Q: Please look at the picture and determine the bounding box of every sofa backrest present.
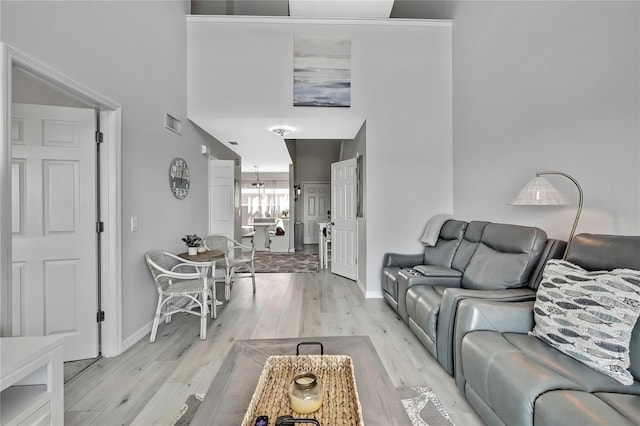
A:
[423,220,468,267]
[461,222,548,290]
[527,239,568,289]
[451,221,489,273]
[565,233,640,382]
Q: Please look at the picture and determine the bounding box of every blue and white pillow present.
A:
[531,259,640,385]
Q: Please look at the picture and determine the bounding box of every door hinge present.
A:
[97,311,105,322]
[96,221,104,233]
[95,131,104,144]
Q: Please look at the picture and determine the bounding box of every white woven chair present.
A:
[144,250,219,342]
[203,235,256,299]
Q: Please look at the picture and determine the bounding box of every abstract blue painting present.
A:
[294,35,351,107]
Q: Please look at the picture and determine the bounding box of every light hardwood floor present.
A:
[64,272,484,426]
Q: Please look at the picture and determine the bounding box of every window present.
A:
[241,179,289,227]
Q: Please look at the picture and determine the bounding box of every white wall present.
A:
[12,67,88,108]
[188,17,453,296]
[1,1,239,345]
[293,139,341,221]
[452,1,640,239]
[295,140,341,183]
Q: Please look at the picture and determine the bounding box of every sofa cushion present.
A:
[566,234,640,272]
[461,223,547,291]
[422,220,467,267]
[535,391,638,426]
[504,333,640,394]
[531,259,640,385]
[596,392,640,421]
[406,285,446,345]
[423,239,461,268]
[460,331,581,426]
[382,266,401,299]
[451,221,489,272]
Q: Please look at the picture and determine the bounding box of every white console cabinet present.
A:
[0,336,63,425]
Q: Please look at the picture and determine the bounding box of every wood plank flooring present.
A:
[64,272,484,425]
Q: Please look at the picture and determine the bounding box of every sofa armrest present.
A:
[454,299,535,391]
[436,288,536,375]
[396,267,462,322]
[382,252,424,268]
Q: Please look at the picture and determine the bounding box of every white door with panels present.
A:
[11,103,98,361]
[331,158,357,281]
[303,182,330,244]
[209,159,235,238]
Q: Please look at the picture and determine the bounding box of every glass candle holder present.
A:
[289,372,323,414]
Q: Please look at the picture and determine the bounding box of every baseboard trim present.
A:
[366,290,383,299]
[121,320,153,353]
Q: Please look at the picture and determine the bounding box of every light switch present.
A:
[130,216,138,232]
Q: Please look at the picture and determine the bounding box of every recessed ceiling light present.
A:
[270,127,293,137]
[229,141,239,145]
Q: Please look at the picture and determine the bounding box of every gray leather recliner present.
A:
[381,219,468,314]
[405,222,556,374]
[454,234,640,426]
[382,219,566,375]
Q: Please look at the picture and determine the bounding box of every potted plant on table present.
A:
[182,234,202,255]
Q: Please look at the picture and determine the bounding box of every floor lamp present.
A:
[509,171,583,259]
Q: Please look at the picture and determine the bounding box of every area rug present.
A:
[253,252,319,273]
[174,388,454,426]
[399,386,455,426]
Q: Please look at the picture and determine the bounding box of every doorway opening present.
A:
[241,168,292,253]
[1,45,122,358]
[288,125,366,285]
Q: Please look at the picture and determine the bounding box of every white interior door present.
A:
[331,158,357,280]
[303,182,330,244]
[209,159,234,238]
[11,103,98,361]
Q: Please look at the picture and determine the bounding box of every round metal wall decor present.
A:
[169,157,190,199]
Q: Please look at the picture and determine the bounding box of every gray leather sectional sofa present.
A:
[454,234,640,426]
[382,219,566,374]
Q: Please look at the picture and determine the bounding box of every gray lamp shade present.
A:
[509,176,569,206]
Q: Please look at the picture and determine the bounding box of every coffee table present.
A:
[191,336,411,425]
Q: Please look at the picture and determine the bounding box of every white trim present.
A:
[99,109,123,358]
[186,15,452,27]
[366,290,383,299]
[6,46,118,110]
[1,45,123,358]
[121,320,153,353]
[0,44,12,336]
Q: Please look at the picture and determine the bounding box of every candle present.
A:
[289,372,323,414]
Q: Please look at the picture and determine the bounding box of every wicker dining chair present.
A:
[144,250,218,342]
[203,235,256,299]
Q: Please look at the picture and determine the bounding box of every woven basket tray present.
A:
[241,354,364,426]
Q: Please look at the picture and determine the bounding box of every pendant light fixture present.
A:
[251,166,265,188]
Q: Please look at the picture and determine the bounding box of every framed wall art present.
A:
[293,35,351,107]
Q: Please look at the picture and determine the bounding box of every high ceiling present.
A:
[190,0,455,172]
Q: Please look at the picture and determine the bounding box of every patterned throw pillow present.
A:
[531,259,640,385]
